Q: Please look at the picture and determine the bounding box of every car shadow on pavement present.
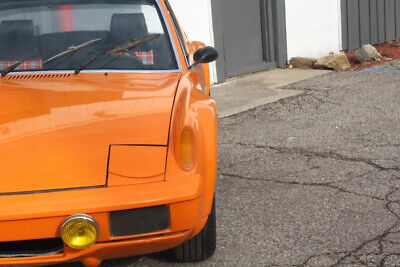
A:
[102,251,174,266]
[55,250,174,266]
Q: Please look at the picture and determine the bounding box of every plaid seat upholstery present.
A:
[0,50,154,71]
[134,51,154,65]
[115,51,154,65]
[0,60,42,70]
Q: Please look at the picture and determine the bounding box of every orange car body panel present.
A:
[0,0,218,266]
[0,73,180,194]
[108,146,167,186]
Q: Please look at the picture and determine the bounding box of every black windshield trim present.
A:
[164,0,189,68]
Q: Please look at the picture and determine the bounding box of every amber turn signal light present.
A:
[178,126,196,171]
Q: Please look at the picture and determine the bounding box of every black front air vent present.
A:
[110,205,170,237]
[0,238,64,258]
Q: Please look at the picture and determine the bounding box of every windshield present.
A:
[0,0,179,73]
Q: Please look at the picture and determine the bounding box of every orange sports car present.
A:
[0,0,218,266]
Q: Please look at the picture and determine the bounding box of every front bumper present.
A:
[0,174,210,266]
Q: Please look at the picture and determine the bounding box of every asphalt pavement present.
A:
[72,62,400,266]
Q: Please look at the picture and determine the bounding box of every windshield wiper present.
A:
[74,33,160,74]
[1,61,24,77]
[43,38,103,64]
[0,38,102,77]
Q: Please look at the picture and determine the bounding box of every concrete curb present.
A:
[211,69,332,119]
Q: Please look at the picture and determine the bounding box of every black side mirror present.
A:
[191,46,218,68]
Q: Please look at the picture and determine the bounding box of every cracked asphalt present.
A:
[69,62,400,266]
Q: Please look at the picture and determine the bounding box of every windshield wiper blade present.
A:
[74,33,160,75]
[1,61,24,77]
[0,38,103,77]
[43,38,103,65]
[106,33,160,56]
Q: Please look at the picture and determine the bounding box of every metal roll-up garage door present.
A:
[212,0,287,82]
[342,0,400,51]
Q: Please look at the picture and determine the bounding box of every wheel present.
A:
[171,199,216,263]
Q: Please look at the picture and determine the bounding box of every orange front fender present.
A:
[166,65,218,224]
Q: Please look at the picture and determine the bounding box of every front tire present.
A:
[171,199,216,263]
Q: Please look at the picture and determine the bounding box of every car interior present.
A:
[0,13,178,71]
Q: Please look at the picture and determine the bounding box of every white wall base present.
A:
[285,0,342,60]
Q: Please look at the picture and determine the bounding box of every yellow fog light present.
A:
[61,214,99,250]
[178,126,196,171]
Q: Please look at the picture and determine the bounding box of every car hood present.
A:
[0,72,181,194]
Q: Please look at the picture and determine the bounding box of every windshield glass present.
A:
[0,0,179,73]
